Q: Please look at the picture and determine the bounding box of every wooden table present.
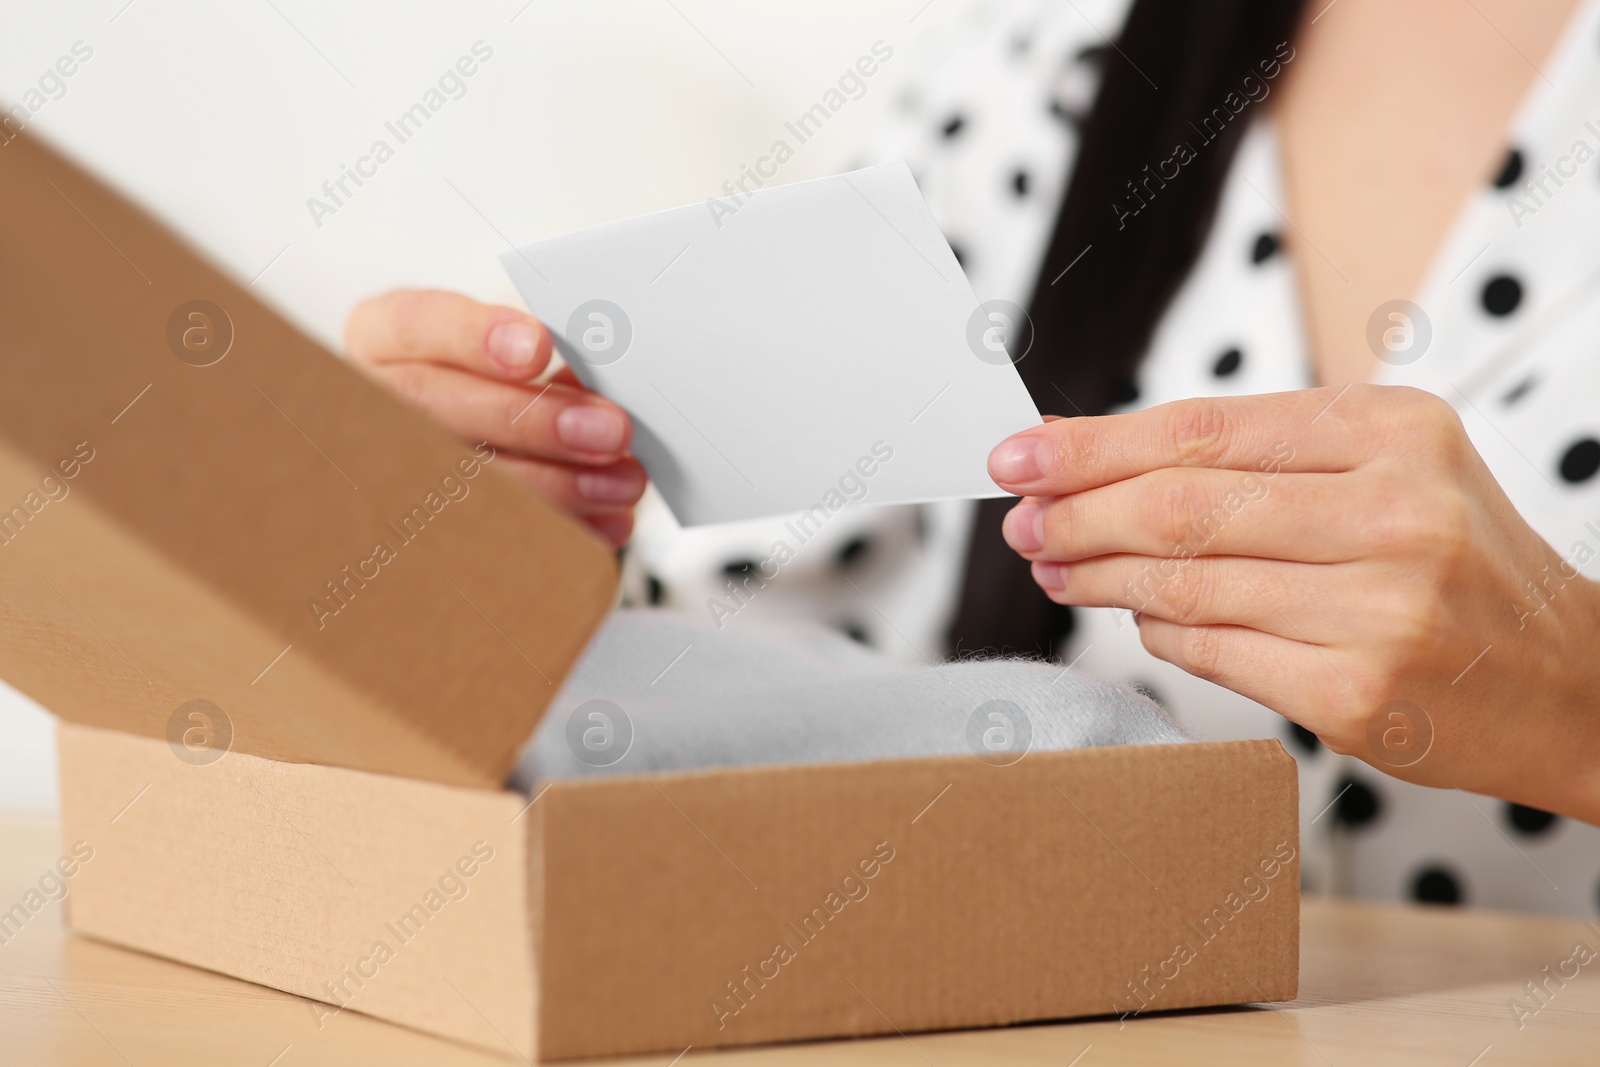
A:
[1,816,1596,1065]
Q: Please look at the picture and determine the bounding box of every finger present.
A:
[379,362,632,463]
[1001,470,1367,564]
[989,386,1413,497]
[494,453,647,515]
[1032,554,1350,644]
[346,288,553,381]
[585,511,635,548]
[1133,615,1355,740]
[549,364,586,389]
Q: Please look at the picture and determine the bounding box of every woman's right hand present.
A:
[345,288,644,547]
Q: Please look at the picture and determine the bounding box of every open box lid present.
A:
[0,132,619,788]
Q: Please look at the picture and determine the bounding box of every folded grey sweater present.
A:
[512,609,1192,789]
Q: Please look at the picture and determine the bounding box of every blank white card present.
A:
[501,162,1042,526]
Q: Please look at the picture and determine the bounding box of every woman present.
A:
[346,0,1600,913]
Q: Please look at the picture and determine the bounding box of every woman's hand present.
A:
[989,385,1600,821]
[345,288,644,547]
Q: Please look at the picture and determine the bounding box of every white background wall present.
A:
[0,0,993,815]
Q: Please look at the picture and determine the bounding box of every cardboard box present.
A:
[2,131,1300,1059]
[56,723,1298,1058]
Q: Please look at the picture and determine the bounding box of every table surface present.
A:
[2,817,1597,1065]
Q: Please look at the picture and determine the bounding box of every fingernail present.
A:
[557,405,628,453]
[487,320,539,372]
[989,434,1050,484]
[1032,560,1067,591]
[577,470,643,503]
[1003,502,1044,553]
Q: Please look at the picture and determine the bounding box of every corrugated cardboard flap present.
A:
[0,131,618,786]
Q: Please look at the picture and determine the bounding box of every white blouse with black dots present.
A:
[623,0,1600,917]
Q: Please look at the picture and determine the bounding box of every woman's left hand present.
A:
[988,385,1600,820]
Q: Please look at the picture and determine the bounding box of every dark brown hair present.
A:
[949,0,1309,660]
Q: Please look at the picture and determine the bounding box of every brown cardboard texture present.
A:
[6,129,1301,1059]
[59,722,1299,1060]
[0,130,618,787]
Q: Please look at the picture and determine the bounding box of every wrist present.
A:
[1542,576,1600,824]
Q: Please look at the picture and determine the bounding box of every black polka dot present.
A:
[1506,803,1560,836]
[835,535,872,569]
[1109,376,1140,407]
[1500,376,1536,405]
[1129,680,1166,709]
[1493,148,1525,190]
[841,621,872,645]
[1286,722,1321,756]
[1411,865,1463,905]
[1075,43,1108,65]
[940,114,966,139]
[722,559,759,579]
[1012,169,1031,197]
[1010,33,1031,56]
[1558,438,1600,484]
[949,243,967,269]
[645,574,666,606]
[1333,776,1382,828]
[1480,274,1524,317]
[1212,346,1243,378]
[1250,232,1281,265]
